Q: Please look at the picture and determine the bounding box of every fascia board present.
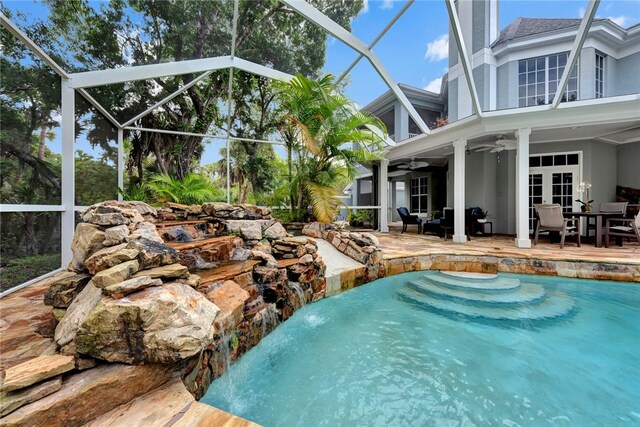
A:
[493,22,627,58]
[386,116,482,161]
[482,95,640,132]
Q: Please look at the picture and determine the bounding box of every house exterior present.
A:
[353,0,640,246]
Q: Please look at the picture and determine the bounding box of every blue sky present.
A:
[326,0,640,107]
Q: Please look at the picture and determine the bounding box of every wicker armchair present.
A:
[533,204,581,249]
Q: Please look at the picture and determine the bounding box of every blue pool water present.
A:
[202,271,640,426]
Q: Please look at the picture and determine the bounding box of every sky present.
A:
[4,0,640,167]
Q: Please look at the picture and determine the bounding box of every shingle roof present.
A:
[492,17,606,47]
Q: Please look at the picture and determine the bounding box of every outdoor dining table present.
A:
[566,211,625,248]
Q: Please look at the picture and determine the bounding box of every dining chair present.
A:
[587,202,628,240]
[534,204,581,249]
[605,214,640,247]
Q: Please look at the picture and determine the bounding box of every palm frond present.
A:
[305,181,342,224]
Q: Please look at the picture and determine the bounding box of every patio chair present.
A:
[397,207,422,234]
[587,202,628,240]
[605,214,640,247]
[533,204,581,249]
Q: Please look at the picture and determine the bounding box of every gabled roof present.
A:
[492,17,607,47]
[362,83,445,115]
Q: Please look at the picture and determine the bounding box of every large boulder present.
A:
[128,238,179,269]
[101,200,158,219]
[68,223,106,272]
[54,282,103,347]
[264,222,288,240]
[201,202,234,217]
[103,276,163,299]
[75,283,219,364]
[82,205,144,227]
[224,220,262,241]
[91,260,140,289]
[83,243,140,275]
[103,225,130,246]
[43,273,91,309]
[128,222,164,244]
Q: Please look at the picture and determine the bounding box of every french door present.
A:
[529,165,580,231]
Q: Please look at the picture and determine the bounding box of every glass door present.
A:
[529,173,543,231]
[529,166,580,231]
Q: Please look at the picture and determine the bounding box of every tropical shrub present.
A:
[277,73,386,223]
[145,173,224,205]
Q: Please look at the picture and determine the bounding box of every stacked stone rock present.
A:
[303,222,385,282]
[0,355,75,417]
[32,200,327,403]
[49,201,218,366]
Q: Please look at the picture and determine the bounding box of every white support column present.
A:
[515,128,532,248]
[379,158,389,233]
[452,139,467,243]
[61,80,75,267]
[117,128,124,201]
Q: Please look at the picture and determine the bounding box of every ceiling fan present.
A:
[475,135,517,153]
[397,157,429,170]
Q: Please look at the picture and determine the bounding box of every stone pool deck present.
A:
[373,224,640,282]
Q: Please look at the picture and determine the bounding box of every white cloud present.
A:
[359,0,369,15]
[380,0,394,10]
[424,77,442,94]
[578,6,628,28]
[607,15,628,27]
[425,34,449,62]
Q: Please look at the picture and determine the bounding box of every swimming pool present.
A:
[202,271,640,426]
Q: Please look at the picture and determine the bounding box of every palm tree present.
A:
[277,73,386,223]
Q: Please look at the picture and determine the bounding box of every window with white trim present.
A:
[518,52,578,107]
[410,176,428,213]
[595,53,605,98]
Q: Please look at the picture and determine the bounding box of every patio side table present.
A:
[476,221,492,236]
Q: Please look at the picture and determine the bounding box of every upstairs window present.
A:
[595,53,605,98]
[518,53,578,107]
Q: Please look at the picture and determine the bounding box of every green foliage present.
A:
[36,0,364,181]
[0,253,61,293]
[276,73,386,223]
[75,151,118,206]
[348,209,374,228]
[146,173,224,205]
[118,184,151,203]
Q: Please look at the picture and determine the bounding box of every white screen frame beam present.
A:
[445,0,483,117]
[280,0,430,135]
[551,0,600,109]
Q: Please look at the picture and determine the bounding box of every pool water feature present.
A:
[202,271,640,426]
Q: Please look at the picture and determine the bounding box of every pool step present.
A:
[407,279,546,305]
[398,286,574,321]
[424,272,521,291]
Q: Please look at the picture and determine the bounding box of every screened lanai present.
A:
[2,0,639,294]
